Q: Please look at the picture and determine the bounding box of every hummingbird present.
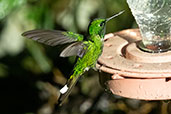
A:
[22,11,124,106]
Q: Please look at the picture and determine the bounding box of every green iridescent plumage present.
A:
[22,11,124,106]
[89,19,106,38]
[62,31,84,41]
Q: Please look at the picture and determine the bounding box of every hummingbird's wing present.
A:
[60,42,87,58]
[22,29,84,46]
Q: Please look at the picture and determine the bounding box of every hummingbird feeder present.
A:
[97,0,171,100]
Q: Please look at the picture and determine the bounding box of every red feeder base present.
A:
[97,29,171,100]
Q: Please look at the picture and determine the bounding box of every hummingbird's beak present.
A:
[106,10,125,22]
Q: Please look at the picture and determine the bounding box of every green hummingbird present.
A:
[22,11,124,106]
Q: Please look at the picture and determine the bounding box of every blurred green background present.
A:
[0,0,168,114]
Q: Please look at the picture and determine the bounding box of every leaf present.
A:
[26,40,52,73]
[0,10,25,57]
[0,0,26,19]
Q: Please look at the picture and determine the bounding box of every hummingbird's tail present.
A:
[57,74,80,106]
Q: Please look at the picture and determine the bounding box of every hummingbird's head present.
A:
[88,11,124,39]
[88,19,106,38]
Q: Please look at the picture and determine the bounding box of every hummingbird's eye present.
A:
[100,22,105,27]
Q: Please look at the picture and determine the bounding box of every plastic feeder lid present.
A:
[97,29,171,100]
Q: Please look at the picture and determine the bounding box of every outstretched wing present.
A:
[22,29,84,46]
[22,29,87,57]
